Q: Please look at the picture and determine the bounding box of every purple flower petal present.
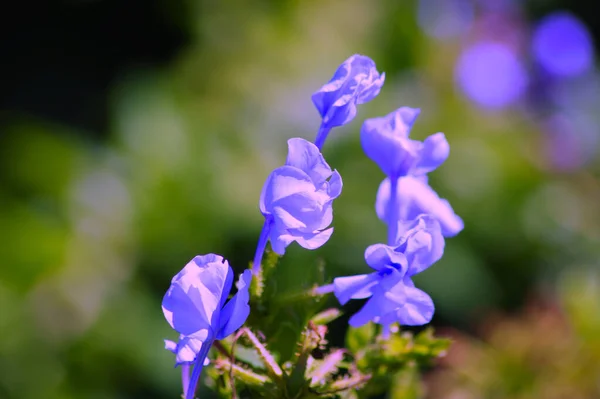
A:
[217,270,252,339]
[377,176,464,237]
[333,273,379,305]
[312,54,385,130]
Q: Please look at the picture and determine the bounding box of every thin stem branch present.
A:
[186,340,212,399]
[252,218,271,275]
[181,364,190,398]
[314,124,331,150]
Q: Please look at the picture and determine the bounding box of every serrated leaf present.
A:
[308,349,345,386]
[214,357,270,387]
[311,308,343,326]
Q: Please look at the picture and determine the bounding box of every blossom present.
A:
[376,176,464,237]
[162,254,252,366]
[360,107,450,179]
[259,138,342,255]
[312,54,385,148]
[333,215,444,327]
[360,106,462,238]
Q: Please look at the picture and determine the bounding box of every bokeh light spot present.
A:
[532,12,594,77]
[455,41,528,109]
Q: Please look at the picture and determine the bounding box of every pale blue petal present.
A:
[394,215,445,276]
[288,227,334,250]
[357,72,386,104]
[361,109,422,177]
[258,173,270,215]
[376,176,463,237]
[364,243,407,273]
[395,107,421,133]
[271,191,327,232]
[312,54,384,129]
[414,133,450,175]
[269,225,294,255]
[382,280,434,326]
[325,170,343,198]
[397,177,464,237]
[333,273,379,304]
[164,339,177,353]
[162,255,232,337]
[316,204,333,231]
[348,295,384,327]
[217,270,252,339]
[262,166,315,211]
[285,138,332,186]
[174,336,205,365]
[162,283,210,336]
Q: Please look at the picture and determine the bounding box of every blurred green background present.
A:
[1,1,599,398]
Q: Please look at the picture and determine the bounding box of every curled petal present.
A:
[361,108,423,177]
[286,227,334,251]
[312,54,385,130]
[376,176,464,237]
[364,243,407,273]
[325,170,343,199]
[286,138,332,186]
[269,227,296,255]
[346,277,434,328]
[217,270,252,339]
[395,215,445,276]
[333,273,379,305]
[380,280,434,326]
[262,166,315,211]
[357,72,386,104]
[414,133,450,175]
[164,339,178,353]
[348,294,388,327]
[271,191,329,232]
[173,336,206,365]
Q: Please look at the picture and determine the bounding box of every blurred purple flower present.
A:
[532,12,593,78]
[258,138,342,257]
[333,215,444,327]
[376,176,463,237]
[162,255,252,399]
[361,107,450,179]
[455,41,528,109]
[543,113,599,171]
[418,0,474,39]
[312,54,385,149]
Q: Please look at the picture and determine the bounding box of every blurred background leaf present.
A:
[1,0,599,398]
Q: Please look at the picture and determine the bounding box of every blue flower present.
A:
[312,54,385,149]
[333,215,444,327]
[162,254,252,365]
[360,107,450,179]
[376,176,463,237]
[259,138,342,255]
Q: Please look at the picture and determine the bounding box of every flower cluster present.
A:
[332,101,463,329]
[160,54,462,398]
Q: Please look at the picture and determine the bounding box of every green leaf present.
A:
[346,323,376,353]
